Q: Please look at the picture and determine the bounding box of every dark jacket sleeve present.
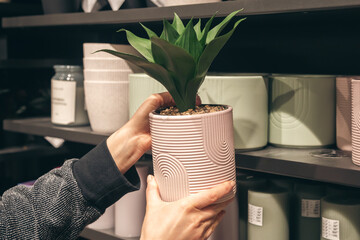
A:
[0,140,140,240]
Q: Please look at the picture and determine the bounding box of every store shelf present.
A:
[80,227,137,240]
[3,0,360,28]
[236,147,360,188]
[3,118,107,145]
[4,117,360,188]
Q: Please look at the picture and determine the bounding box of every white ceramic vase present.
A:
[84,81,129,134]
[114,163,149,238]
[150,106,236,203]
[269,74,336,147]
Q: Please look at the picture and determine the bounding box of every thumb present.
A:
[145,175,162,206]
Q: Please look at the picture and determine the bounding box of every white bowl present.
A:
[84,81,129,134]
[84,69,132,82]
[83,43,140,59]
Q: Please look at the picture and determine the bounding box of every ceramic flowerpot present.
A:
[351,79,360,166]
[336,76,360,152]
[130,73,268,150]
[150,106,236,203]
[199,73,268,150]
[269,74,336,147]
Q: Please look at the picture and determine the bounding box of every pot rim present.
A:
[149,104,232,119]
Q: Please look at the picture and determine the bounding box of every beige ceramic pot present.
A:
[352,79,360,166]
[150,106,236,203]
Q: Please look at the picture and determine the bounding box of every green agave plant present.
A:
[98,10,245,112]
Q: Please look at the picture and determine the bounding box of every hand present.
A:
[106,92,174,174]
[107,92,201,174]
[140,175,234,240]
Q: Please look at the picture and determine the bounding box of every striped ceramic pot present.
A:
[150,106,236,203]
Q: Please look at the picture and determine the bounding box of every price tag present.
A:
[322,217,340,240]
[248,203,263,226]
[301,199,321,218]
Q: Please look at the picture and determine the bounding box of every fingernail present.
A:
[230,181,236,187]
[147,175,153,183]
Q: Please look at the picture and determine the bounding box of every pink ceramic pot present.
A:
[150,105,236,203]
[352,80,360,166]
[336,77,353,151]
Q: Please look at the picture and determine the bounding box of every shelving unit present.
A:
[2,1,360,239]
[0,59,81,69]
[3,117,360,188]
[3,0,360,28]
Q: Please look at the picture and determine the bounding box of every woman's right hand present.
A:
[140,175,234,240]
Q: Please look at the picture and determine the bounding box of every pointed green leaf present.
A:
[175,19,203,62]
[198,18,244,78]
[172,13,185,34]
[117,29,154,62]
[96,49,185,108]
[200,13,216,46]
[160,19,179,44]
[206,9,243,44]
[194,19,202,40]
[140,23,158,38]
[151,37,196,98]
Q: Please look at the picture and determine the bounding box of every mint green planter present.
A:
[199,73,268,150]
[269,74,336,147]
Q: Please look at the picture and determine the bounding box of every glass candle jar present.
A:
[51,65,89,126]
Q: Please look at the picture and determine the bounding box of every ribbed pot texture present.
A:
[150,106,236,203]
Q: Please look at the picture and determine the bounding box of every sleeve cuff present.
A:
[72,140,140,211]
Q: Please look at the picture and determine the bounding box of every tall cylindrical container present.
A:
[336,76,359,152]
[269,74,335,147]
[321,195,360,240]
[294,182,326,240]
[150,106,236,203]
[51,65,89,126]
[199,74,268,150]
[209,196,239,240]
[87,204,115,230]
[114,163,150,237]
[351,79,360,166]
[237,173,268,240]
[248,186,290,240]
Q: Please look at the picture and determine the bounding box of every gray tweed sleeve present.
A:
[0,140,140,239]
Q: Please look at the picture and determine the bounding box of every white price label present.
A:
[248,204,263,226]
[301,199,320,218]
[322,217,340,240]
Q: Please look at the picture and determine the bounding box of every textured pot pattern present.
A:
[269,75,335,147]
[351,80,360,166]
[150,107,236,203]
[336,77,355,151]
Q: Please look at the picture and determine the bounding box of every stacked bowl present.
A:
[83,43,140,134]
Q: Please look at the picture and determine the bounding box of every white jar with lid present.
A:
[51,65,89,126]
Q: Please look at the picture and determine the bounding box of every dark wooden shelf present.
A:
[3,118,108,145]
[4,117,360,188]
[3,0,360,28]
